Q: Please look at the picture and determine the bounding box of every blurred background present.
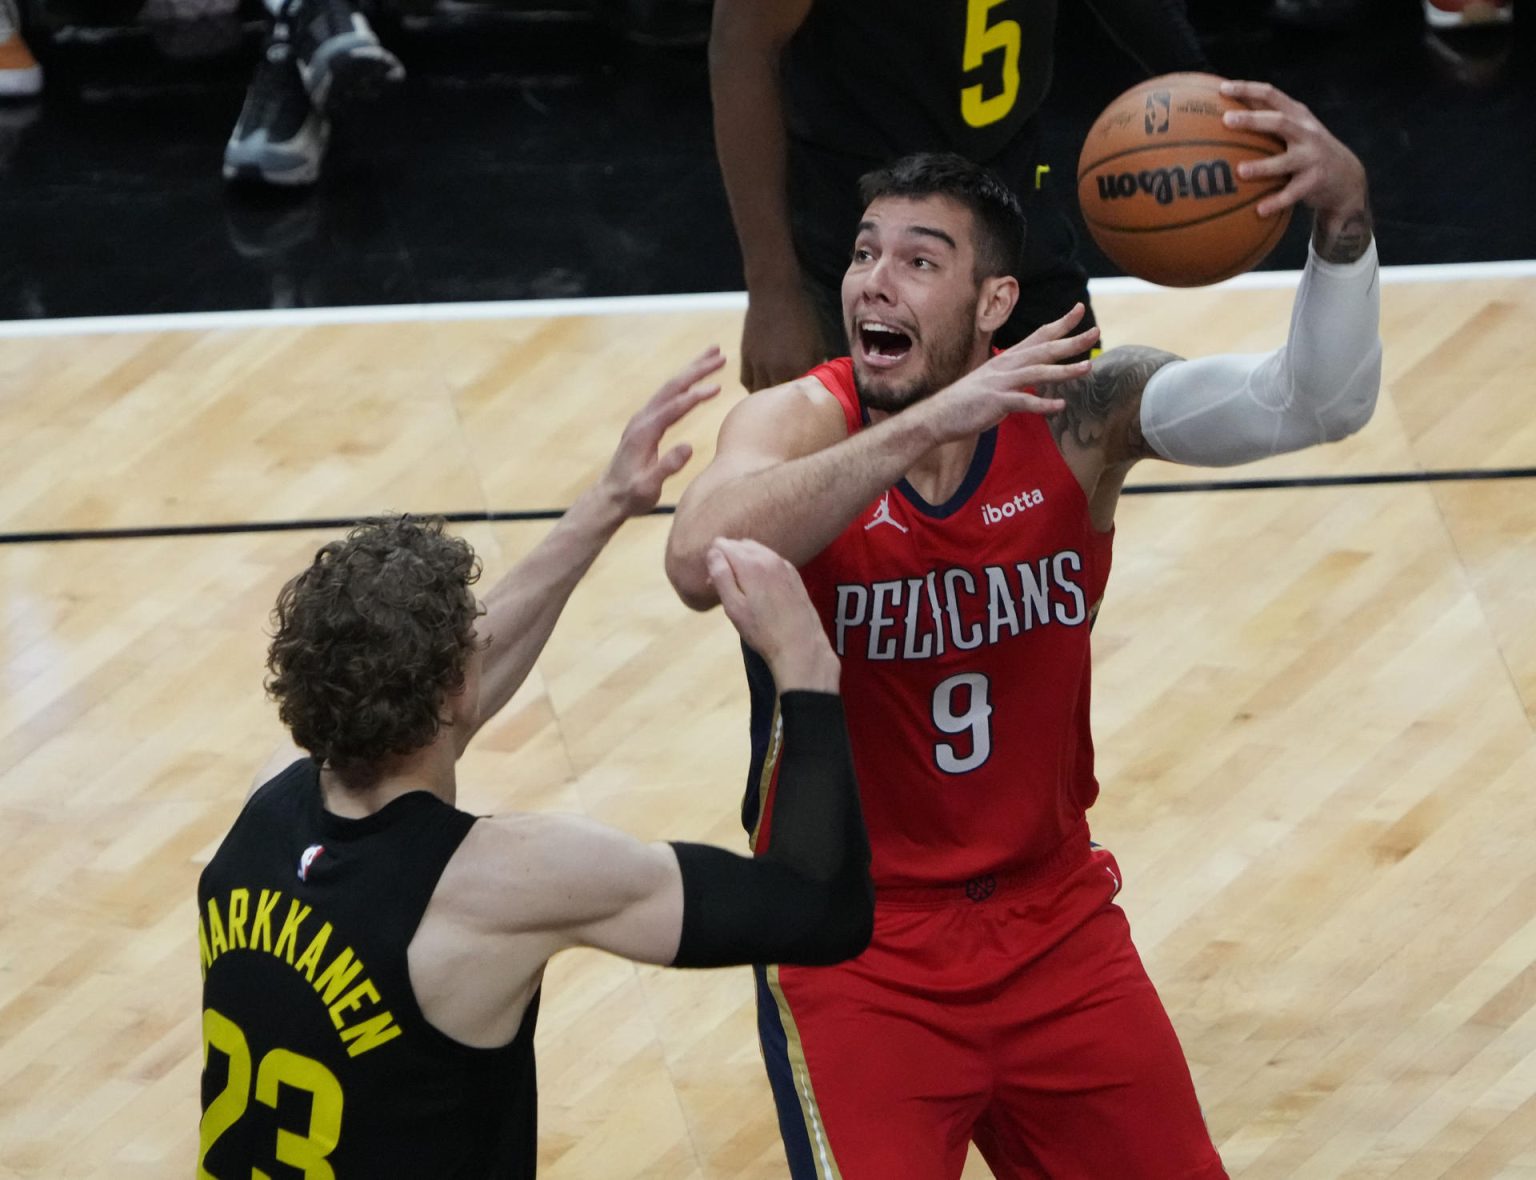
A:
[0,0,1531,320]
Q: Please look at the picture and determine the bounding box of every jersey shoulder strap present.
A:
[804,357,862,436]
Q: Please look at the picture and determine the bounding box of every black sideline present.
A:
[3,466,1533,546]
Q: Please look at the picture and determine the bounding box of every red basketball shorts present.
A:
[753,843,1227,1179]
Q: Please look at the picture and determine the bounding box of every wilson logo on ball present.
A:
[1093,160,1238,206]
[1077,73,1291,287]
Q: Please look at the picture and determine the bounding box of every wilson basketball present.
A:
[1076,73,1292,287]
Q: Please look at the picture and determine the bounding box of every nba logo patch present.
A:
[297,843,325,881]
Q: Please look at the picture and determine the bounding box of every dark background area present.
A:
[0,0,1531,320]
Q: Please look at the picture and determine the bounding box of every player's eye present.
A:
[913,257,935,270]
[852,246,873,262]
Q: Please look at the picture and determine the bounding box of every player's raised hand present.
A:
[707,538,839,693]
[600,347,726,517]
[918,304,1099,441]
[1217,81,1370,225]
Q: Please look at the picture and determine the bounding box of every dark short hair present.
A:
[266,515,482,772]
[858,152,1027,282]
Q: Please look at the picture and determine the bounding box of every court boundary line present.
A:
[5,466,1532,546]
[0,258,1532,339]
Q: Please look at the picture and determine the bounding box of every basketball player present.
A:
[196,350,874,1176]
[709,0,1211,390]
[665,80,1380,1178]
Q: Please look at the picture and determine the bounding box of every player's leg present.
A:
[755,936,986,1180]
[974,851,1226,1180]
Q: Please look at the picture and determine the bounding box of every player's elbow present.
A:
[666,553,718,608]
[839,873,876,960]
[1319,392,1376,444]
[1316,340,1383,444]
[781,870,874,967]
[664,545,720,612]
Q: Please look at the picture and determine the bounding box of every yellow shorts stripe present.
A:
[765,964,842,1180]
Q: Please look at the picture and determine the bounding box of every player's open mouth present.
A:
[858,320,913,368]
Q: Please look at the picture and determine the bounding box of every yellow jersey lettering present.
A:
[328,980,380,1030]
[292,921,333,983]
[250,888,280,953]
[197,912,212,975]
[226,888,250,950]
[313,946,365,1006]
[341,1011,403,1058]
[207,896,229,960]
[273,898,312,964]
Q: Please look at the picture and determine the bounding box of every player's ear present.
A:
[976,274,1018,335]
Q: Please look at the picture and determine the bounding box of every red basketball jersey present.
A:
[750,359,1114,891]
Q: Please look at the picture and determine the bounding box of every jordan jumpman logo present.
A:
[865,492,908,534]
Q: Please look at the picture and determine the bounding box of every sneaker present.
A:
[223,32,328,186]
[0,0,43,97]
[280,0,403,115]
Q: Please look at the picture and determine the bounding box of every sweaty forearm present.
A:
[670,693,873,968]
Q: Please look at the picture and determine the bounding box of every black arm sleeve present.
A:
[669,691,873,968]
[1082,0,1211,76]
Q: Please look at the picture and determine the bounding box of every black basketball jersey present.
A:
[783,0,1058,166]
[197,759,538,1178]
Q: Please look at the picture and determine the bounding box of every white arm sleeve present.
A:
[1138,239,1382,467]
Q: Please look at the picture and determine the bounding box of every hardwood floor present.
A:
[1,272,1533,1177]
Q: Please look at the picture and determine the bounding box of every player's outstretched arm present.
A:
[1060,81,1381,482]
[665,311,1099,610]
[457,540,871,971]
[461,349,724,751]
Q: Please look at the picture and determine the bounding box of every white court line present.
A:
[0,258,1532,339]
[1091,256,1536,294]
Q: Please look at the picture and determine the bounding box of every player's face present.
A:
[843,195,987,413]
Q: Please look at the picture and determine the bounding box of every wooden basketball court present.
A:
[2,267,1534,1178]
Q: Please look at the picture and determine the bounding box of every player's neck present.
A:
[903,433,981,506]
[318,739,457,817]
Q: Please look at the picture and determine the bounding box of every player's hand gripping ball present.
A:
[1076,72,1292,287]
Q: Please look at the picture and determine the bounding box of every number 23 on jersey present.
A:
[199,1007,344,1179]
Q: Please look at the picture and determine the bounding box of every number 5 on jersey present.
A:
[962,0,1021,128]
[932,672,993,773]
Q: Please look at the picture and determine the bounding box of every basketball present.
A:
[1076,73,1292,287]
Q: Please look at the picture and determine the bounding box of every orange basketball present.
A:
[1076,73,1292,287]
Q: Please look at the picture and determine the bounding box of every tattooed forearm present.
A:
[1050,345,1181,459]
[1312,204,1374,264]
